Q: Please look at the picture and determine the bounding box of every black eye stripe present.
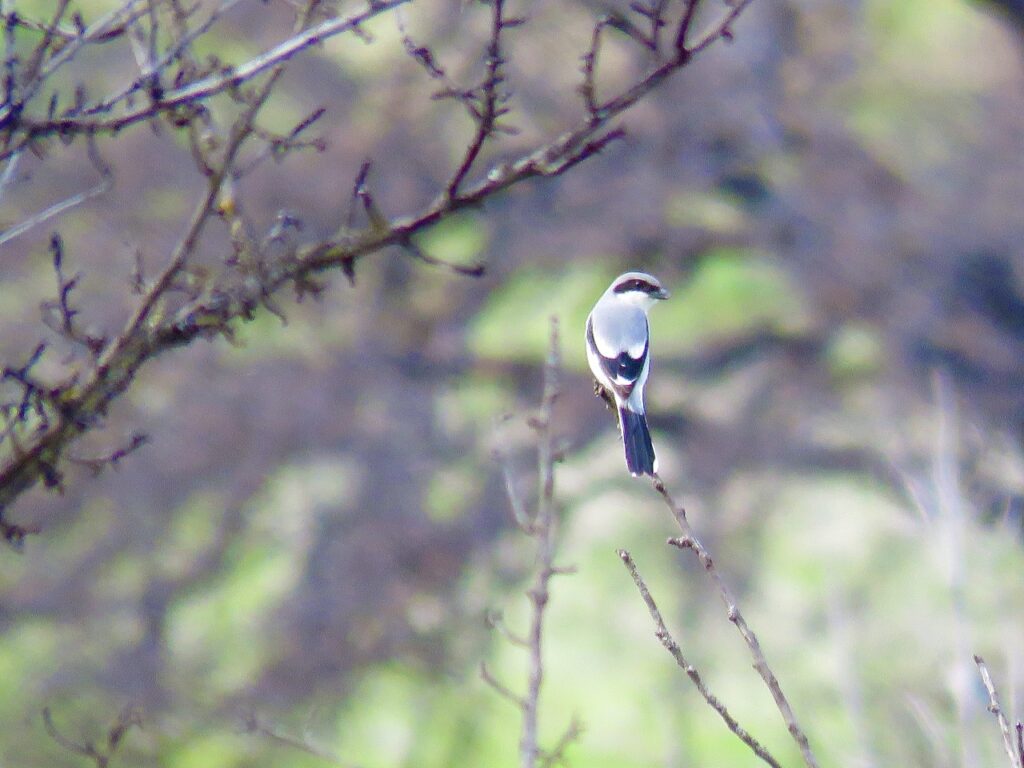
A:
[613,278,660,294]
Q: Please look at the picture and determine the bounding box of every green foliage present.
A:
[165,730,253,768]
[143,187,192,224]
[467,264,613,369]
[167,543,298,696]
[0,621,60,718]
[318,12,403,78]
[434,375,512,438]
[417,214,489,269]
[826,323,885,381]
[848,0,1002,174]
[335,661,504,767]
[652,248,809,355]
[222,302,354,364]
[425,461,484,522]
[664,189,746,234]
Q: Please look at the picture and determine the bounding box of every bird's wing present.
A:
[587,313,649,399]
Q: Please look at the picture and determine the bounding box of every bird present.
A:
[585,271,670,477]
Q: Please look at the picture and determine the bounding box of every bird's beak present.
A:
[656,287,671,300]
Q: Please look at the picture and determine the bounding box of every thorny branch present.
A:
[0,0,759,541]
[618,548,782,768]
[651,475,821,768]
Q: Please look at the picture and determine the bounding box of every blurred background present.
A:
[2,0,1024,765]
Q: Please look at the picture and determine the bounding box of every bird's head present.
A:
[608,271,671,308]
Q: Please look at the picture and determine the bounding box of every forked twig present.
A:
[42,705,142,768]
[619,548,782,768]
[652,475,820,768]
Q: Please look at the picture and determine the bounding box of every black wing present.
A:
[587,317,648,397]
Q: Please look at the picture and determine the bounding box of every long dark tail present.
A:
[619,406,656,477]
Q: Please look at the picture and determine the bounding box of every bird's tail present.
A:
[619,406,656,477]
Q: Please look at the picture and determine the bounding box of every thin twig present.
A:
[1,0,410,155]
[1,0,149,124]
[618,548,782,768]
[674,0,699,54]
[241,712,359,768]
[42,705,142,768]
[653,475,820,768]
[496,450,535,533]
[485,609,529,647]
[538,716,583,768]
[480,661,527,709]
[0,159,111,247]
[974,655,1021,768]
[446,0,512,199]
[85,0,250,115]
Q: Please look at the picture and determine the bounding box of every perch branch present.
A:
[974,654,1021,768]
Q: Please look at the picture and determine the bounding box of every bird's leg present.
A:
[593,380,615,411]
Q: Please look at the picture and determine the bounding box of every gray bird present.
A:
[585,271,670,477]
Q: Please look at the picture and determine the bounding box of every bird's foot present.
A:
[593,380,615,411]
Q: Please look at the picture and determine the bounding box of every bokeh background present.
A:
[2,0,1024,765]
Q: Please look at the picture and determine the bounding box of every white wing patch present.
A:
[590,302,648,360]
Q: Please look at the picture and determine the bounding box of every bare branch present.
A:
[974,655,1021,768]
[446,0,516,199]
[1,0,411,156]
[579,17,611,117]
[67,432,149,476]
[654,476,820,768]
[1,0,150,126]
[618,548,782,768]
[401,235,486,277]
[241,712,360,768]
[538,716,583,768]
[43,704,142,768]
[87,0,250,116]
[674,0,699,54]
[480,661,527,709]
[686,0,755,56]
[485,608,529,647]
[0,150,112,247]
[487,319,579,768]
[350,161,485,276]
[495,446,535,533]
[520,316,561,768]
[41,232,107,354]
